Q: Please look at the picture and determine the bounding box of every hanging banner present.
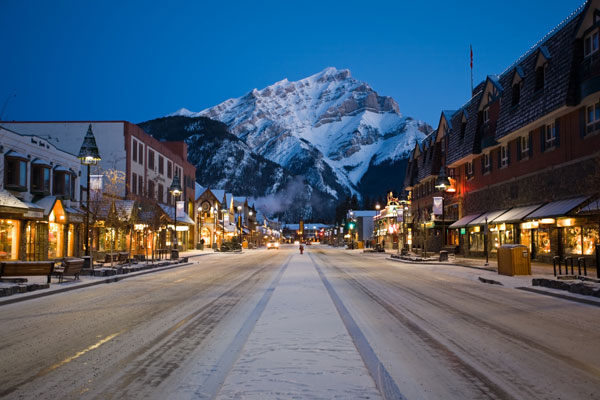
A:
[176,200,185,218]
[433,197,443,215]
[90,175,103,202]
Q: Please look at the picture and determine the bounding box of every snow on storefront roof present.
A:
[468,209,511,226]
[0,190,29,210]
[491,204,544,223]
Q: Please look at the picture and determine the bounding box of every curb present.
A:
[0,254,209,307]
[387,256,496,272]
[516,286,600,307]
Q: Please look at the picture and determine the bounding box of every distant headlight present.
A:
[274,242,279,247]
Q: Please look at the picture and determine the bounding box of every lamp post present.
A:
[197,206,203,249]
[78,124,101,258]
[249,210,253,248]
[169,172,182,255]
[221,208,227,250]
[237,205,242,245]
[435,167,451,253]
[399,194,409,253]
[375,204,381,246]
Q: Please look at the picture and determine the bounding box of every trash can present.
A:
[439,250,448,262]
[498,244,531,276]
[171,249,179,260]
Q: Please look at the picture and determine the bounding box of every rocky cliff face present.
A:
[163,67,431,220]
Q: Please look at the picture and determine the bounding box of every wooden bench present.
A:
[118,252,129,264]
[53,258,85,283]
[0,261,55,284]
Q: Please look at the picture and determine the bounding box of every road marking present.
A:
[173,278,185,283]
[40,332,122,375]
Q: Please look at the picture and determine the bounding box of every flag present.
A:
[470,45,473,69]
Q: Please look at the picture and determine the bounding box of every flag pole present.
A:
[470,45,474,96]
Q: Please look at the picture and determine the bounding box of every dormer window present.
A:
[534,47,550,92]
[584,29,599,57]
[512,81,522,106]
[483,106,489,123]
[535,64,547,91]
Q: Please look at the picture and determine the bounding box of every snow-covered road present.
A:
[0,246,599,399]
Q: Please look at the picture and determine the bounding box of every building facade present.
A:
[404,1,600,264]
[1,121,197,257]
[0,126,83,261]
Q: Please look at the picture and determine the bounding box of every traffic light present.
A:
[348,222,356,230]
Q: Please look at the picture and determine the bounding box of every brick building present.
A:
[404,1,600,264]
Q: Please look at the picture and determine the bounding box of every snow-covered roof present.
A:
[195,182,205,200]
[0,190,28,210]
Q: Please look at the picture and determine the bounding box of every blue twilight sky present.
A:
[0,0,586,128]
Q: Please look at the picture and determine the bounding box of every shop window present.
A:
[0,219,19,260]
[584,29,600,57]
[564,226,599,255]
[31,165,51,195]
[536,228,552,254]
[4,155,27,191]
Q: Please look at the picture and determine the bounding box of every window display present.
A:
[536,228,551,254]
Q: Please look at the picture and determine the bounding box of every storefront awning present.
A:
[525,196,589,220]
[467,209,511,226]
[491,204,544,223]
[0,190,29,214]
[448,213,482,229]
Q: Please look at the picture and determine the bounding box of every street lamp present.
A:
[249,210,253,248]
[221,208,227,250]
[169,172,182,255]
[435,167,451,253]
[375,204,381,246]
[78,124,101,258]
[237,205,242,245]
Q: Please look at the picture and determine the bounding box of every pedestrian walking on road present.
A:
[299,244,304,254]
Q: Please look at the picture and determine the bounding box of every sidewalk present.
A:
[0,250,209,306]
[386,251,600,305]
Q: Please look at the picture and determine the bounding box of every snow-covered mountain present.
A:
[170,67,431,201]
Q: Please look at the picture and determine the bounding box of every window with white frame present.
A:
[545,122,556,148]
[584,30,600,57]
[483,106,489,123]
[466,161,473,178]
[521,136,529,158]
[483,153,491,173]
[500,145,509,168]
[586,100,600,134]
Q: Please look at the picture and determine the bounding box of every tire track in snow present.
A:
[194,255,292,399]
[308,252,407,400]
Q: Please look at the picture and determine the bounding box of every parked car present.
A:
[267,241,280,250]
